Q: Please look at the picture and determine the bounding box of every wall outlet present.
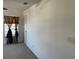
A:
[68,37,75,44]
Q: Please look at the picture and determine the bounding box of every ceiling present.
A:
[3,0,40,16]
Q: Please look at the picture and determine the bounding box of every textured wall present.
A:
[24,0,75,59]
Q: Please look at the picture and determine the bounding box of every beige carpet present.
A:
[3,43,38,59]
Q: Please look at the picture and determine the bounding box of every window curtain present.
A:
[4,16,19,29]
[4,16,19,44]
[4,16,19,24]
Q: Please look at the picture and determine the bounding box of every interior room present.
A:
[3,0,75,59]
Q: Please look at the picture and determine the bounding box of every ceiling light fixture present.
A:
[23,2,28,5]
[3,7,8,10]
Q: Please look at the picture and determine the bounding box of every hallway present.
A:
[3,0,75,59]
[3,43,38,59]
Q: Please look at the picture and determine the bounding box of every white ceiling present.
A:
[3,0,40,16]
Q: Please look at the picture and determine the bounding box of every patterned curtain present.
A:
[4,16,19,24]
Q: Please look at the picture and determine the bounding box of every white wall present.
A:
[18,13,24,43]
[3,9,21,16]
[24,0,75,59]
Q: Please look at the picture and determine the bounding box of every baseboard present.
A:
[24,43,39,59]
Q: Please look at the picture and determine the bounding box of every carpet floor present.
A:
[3,43,38,59]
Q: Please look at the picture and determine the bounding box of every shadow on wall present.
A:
[25,0,42,10]
[35,0,50,8]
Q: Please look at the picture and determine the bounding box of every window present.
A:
[4,24,19,37]
[4,24,9,37]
